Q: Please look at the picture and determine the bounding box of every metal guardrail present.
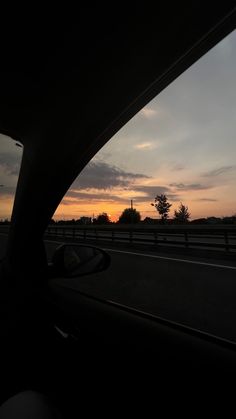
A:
[1,224,236,252]
[45,225,236,252]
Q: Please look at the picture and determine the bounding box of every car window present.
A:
[0,136,23,257]
[50,29,236,343]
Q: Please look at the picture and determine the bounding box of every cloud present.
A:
[134,142,156,150]
[64,188,179,205]
[171,164,185,171]
[202,166,235,177]
[129,185,179,202]
[195,198,218,202]
[0,186,16,197]
[139,107,157,119]
[62,162,181,207]
[0,152,22,176]
[169,183,211,190]
[64,190,130,203]
[135,185,169,196]
[71,161,150,190]
[65,179,180,205]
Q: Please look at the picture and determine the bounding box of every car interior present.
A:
[0,4,236,417]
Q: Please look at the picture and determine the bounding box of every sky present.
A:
[0,29,236,222]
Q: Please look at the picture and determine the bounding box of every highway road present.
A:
[1,232,236,344]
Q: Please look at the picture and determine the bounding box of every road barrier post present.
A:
[184,231,189,248]
[224,231,230,251]
[130,230,133,243]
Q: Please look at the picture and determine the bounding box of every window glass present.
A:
[52,30,236,343]
[0,135,23,222]
[56,30,236,223]
[0,135,23,258]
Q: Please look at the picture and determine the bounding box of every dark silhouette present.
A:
[79,217,92,225]
[94,213,110,225]
[174,203,190,223]
[151,194,172,223]
[118,208,141,224]
[0,219,10,225]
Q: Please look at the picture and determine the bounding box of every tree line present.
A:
[151,194,190,224]
[47,194,234,225]
[1,193,235,225]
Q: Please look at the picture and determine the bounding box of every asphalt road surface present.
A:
[1,233,236,344]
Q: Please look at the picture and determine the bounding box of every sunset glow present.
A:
[0,30,236,222]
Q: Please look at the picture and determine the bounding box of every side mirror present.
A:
[50,244,110,278]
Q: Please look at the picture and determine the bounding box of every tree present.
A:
[118,208,141,224]
[174,202,190,223]
[95,212,110,224]
[79,216,92,225]
[151,194,172,222]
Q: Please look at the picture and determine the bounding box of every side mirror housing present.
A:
[50,244,110,278]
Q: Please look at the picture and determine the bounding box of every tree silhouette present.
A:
[118,208,141,224]
[95,212,110,224]
[174,202,190,223]
[151,194,172,223]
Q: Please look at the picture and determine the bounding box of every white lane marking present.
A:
[102,248,236,270]
[44,239,236,270]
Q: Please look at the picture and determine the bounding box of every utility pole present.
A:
[131,199,133,224]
